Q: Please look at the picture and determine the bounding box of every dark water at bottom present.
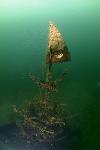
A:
[0,123,77,150]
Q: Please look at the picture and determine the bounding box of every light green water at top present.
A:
[0,0,100,149]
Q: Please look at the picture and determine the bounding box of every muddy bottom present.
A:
[0,123,74,150]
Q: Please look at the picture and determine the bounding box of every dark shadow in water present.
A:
[0,122,81,150]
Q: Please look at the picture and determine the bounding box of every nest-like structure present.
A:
[13,97,67,144]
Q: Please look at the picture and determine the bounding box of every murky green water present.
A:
[0,0,100,149]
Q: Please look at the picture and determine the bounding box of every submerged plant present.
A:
[13,22,71,143]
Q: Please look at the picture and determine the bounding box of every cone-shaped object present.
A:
[46,22,71,63]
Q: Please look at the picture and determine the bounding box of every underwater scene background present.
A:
[0,0,100,149]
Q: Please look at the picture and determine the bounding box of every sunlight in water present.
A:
[0,0,97,9]
[0,0,45,9]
